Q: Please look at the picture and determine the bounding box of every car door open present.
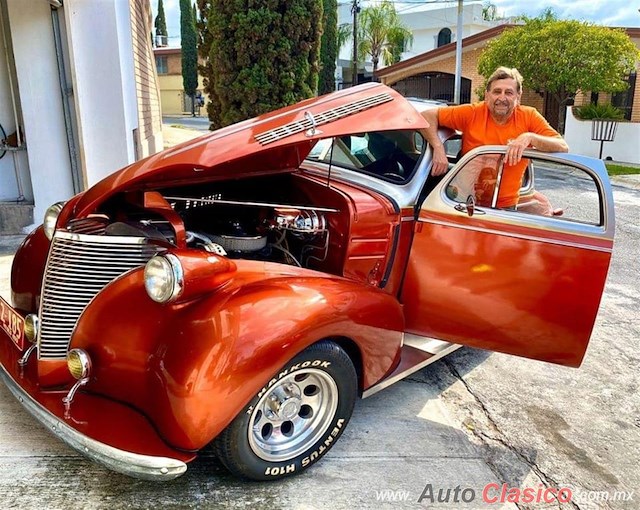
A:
[401,147,615,367]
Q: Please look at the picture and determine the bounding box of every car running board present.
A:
[362,334,461,398]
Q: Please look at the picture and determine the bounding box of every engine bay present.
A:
[89,174,349,274]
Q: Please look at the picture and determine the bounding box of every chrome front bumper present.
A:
[0,362,188,481]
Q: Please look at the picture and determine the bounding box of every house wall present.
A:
[400,4,501,59]
[4,0,72,220]
[130,0,163,158]
[63,0,139,187]
[0,1,30,204]
[564,107,640,164]
[155,50,209,115]
[1,0,164,226]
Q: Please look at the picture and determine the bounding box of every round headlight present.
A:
[144,254,183,303]
[43,201,66,240]
[23,314,39,343]
[67,349,91,380]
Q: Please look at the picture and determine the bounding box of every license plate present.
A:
[0,295,24,350]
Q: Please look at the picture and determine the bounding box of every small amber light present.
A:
[23,314,39,343]
[67,349,91,380]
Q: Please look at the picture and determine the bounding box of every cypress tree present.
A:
[180,0,198,115]
[318,0,337,95]
[154,0,168,46]
[208,0,322,128]
[195,0,220,128]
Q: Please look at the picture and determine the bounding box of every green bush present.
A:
[206,0,322,129]
[573,103,625,120]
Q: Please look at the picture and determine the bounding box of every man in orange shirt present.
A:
[423,67,568,209]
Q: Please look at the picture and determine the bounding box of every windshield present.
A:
[306,130,426,184]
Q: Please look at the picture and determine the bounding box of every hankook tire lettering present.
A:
[264,464,295,476]
[301,418,345,467]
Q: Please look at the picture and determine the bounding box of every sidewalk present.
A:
[162,124,204,149]
[610,174,640,190]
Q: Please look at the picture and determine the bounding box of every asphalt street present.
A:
[163,115,210,131]
[0,177,638,509]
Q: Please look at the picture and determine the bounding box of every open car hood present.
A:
[74,83,429,216]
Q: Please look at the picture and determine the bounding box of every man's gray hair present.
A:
[486,67,523,93]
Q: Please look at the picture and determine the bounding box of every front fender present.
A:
[72,261,403,451]
[10,225,50,313]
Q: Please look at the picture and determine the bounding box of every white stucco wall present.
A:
[5,0,73,219]
[564,107,640,164]
[0,10,25,202]
[64,0,139,187]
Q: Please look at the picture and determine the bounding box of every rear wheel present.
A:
[214,340,357,480]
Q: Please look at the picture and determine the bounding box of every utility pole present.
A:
[454,0,463,104]
[351,0,360,87]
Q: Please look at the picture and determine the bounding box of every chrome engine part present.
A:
[272,208,327,237]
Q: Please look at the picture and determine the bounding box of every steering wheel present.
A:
[383,172,405,182]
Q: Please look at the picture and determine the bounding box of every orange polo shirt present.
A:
[438,102,561,207]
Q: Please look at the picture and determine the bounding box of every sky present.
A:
[152,0,640,47]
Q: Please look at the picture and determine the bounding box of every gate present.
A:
[391,72,471,104]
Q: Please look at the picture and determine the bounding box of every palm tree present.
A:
[337,22,351,53]
[357,0,412,74]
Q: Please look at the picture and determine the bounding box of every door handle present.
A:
[454,195,485,217]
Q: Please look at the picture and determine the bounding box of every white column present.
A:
[63,0,139,186]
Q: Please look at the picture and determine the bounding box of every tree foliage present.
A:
[357,0,412,73]
[337,22,351,53]
[318,0,337,95]
[154,0,168,42]
[204,0,322,129]
[180,0,198,113]
[478,16,640,131]
[196,0,220,128]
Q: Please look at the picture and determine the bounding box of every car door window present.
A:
[445,153,502,208]
[516,160,601,225]
[445,152,603,226]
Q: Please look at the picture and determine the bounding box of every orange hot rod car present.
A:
[0,83,614,481]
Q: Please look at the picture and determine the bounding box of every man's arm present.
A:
[422,108,449,176]
[505,132,569,167]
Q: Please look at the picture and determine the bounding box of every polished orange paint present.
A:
[401,209,612,367]
[70,261,403,450]
[10,226,49,313]
[170,250,237,302]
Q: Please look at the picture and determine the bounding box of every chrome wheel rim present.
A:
[248,368,339,462]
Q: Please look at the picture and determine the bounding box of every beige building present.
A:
[153,47,208,116]
[376,25,640,129]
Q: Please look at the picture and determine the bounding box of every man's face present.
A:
[485,78,521,122]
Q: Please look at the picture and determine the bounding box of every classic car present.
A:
[0,83,614,481]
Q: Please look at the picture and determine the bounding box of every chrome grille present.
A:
[38,231,163,359]
[66,216,109,235]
